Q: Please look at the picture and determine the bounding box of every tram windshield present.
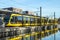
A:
[4,15,10,23]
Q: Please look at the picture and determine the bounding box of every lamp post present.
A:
[40,7,42,40]
[54,12,56,40]
[46,12,56,40]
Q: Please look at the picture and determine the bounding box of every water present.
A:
[41,31,60,40]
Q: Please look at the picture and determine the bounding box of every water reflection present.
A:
[42,31,60,40]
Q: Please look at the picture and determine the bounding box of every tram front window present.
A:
[4,15,10,24]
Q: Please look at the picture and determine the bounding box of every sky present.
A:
[0,0,60,18]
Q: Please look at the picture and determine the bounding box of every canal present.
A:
[41,31,60,40]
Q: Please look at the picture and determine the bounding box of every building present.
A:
[2,7,22,13]
[22,11,34,15]
[0,7,35,15]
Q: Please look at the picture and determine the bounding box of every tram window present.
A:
[11,16,16,23]
[23,17,25,24]
[53,20,55,23]
[37,19,40,23]
[28,17,30,23]
[48,20,51,23]
[11,16,23,23]
[34,18,37,23]
[26,17,28,23]
[44,19,47,23]
[4,15,10,23]
[30,18,34,23]
[31,18,33,21]
[4,12,11,22]
[17,16,22,20]
[17,16,22,23]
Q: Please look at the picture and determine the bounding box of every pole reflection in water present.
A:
[41,30,60,40]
